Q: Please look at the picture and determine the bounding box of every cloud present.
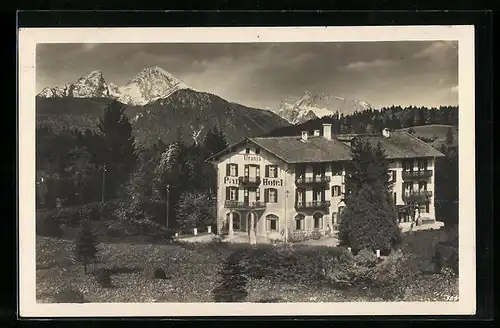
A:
[342,59,397,71]
[412,41,457,59]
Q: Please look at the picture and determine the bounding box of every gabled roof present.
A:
[205,130,445,164]
[249,136,353,163]
[355,131,445,159]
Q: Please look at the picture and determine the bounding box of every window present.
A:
[266,165,278,178]
[418,181,427,191]
[265,188,278,203]
[403,160,413,172]
[256,188,261,201]
[313,213,323,229]
[331,163,342,176]
[403,182,413,193]
[313,188,324,202]
[266,214,279,231]
[295,214,305,230]
[255,148,260,154]
[313,164,324,177]
[225,187,239,201]
[331,185,342,197]
[295,164,306,178]
[418,159,427,171]
[245,148,250,154]
[226,163,238,177]
[296,188,305,205]
[393,192,397,205]
[244,165,249,177]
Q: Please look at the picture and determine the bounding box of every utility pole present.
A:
[165,184,170,230]
[101,164,107,203]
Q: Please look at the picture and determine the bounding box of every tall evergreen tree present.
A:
[339,139,400,252]
[203,125,229,157]
[75,220,99,274]
[445,126,454,146]
[97,100,137,199]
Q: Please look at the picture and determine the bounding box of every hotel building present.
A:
[206,124,445,243]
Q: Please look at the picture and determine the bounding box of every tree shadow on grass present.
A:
[211,249,248,302]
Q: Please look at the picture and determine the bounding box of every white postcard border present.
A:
[18,25,476,317]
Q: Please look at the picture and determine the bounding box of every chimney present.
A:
[322,124,332,140]
[382,128,391,138]
[301,131,308,141]
[313,129,320,136]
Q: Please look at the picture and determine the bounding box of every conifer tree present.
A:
[75,220,99,274]
[97,100,137,199]
[339,139,401,253]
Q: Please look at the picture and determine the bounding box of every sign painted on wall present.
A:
[262,178,284,186]
[223,176,240,185]
[243,154,262,162]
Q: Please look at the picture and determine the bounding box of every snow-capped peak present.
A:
[274,91,372,124]
[37,66,192,106]
[118,66,191,106]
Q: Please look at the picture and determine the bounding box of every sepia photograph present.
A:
[18,26,475,317]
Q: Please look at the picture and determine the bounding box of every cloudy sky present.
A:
[36,41,458,109]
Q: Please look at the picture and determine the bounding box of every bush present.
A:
[53,289,85,303]
[311,230,322,240]
[153,268,168,279]
[212,249,248,302]
[49,200,121,226]
[371,249,416,300]
[94,268,113,288]
[326,249,376,289]
[36,211,64,237]
[287,230,311,243]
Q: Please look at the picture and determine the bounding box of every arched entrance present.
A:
[313,212,324,229]
[294,214,305,230]
[226,212,242,231]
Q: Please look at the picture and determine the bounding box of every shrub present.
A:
[53,289,85,303]
[326,249,375,289]
[311,230,322,240]
[36,211,63,237]
[153,268,168,279]
[94,268,113,288]
[371,249,416,300]
[49,200,121,226]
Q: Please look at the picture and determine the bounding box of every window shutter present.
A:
[274,189,278,202]
[235,164,238,177]
[274,166,278,178]
[264,189,269,203]
[321,190,325,201]
[256,166,260,177]
[226,164,230,176]
[226,187,230,200]
[244,164,249,177]
[265,165,269,177]
[235,188,239,201]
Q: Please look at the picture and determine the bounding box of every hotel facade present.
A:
[207,124,445,243]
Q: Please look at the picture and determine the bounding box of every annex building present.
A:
[206,124,445,243]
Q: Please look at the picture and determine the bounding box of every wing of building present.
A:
[206,124,445,244]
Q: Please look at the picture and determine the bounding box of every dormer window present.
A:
[245,148,250,154]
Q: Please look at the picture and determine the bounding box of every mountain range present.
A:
[36,67,290,145]
[272,91,372,124]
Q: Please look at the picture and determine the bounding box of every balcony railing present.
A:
[402,190,433,203]
[295,175,332,185]
[295,200,331,211]
[238,176,261,186]
[402,170,433,180]
[224,200,267,209]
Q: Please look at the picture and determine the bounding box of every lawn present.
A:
[36,227,458,303]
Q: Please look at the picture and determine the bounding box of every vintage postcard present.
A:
[18,26,475,317]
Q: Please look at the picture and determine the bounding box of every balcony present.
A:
[238,176,261,186]
[224,200,267,210]
[295,175,331,186]
[295,200,331,212]
[402,190,433,203]
[402,170,433,180]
